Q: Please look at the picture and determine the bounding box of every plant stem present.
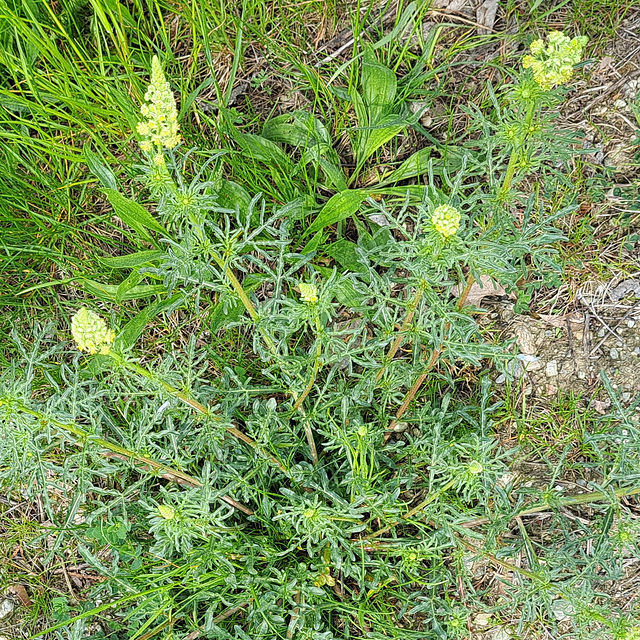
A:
[211,255,277,354]
[376,286,424,383]
[359,483,640,549]
[385,272,475,438]
[112,354,290,475]
[14,403,253,515]
[499,100,537,198]
[460,483,640,528]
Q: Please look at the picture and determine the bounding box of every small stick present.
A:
[384,272,475,439]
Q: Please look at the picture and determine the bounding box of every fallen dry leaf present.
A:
[454,275,510,307]
[476,0,498,34]
[537,313,584,328]
[7,584,30,607]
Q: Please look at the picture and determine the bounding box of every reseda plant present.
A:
[5,36,639,640]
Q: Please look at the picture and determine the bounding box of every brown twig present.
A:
[384,272,475,440]
[376,287,424,384]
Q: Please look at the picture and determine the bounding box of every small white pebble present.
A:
[627,320,636,328]
[546,361,559,377]
[0,599,14,620]
[610,348,619,359]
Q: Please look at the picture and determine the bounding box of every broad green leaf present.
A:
[350,88,368,130]
[84,144,117,190]
[299,145,348,191]
[100,250,165,269]
[317,156,348,192]
[216,179,253,222]
[358,115,405,165]
[379,147,432,185]
[304,189,367,237]
[361,46,397,125]
[301,230,325,255]
[325,239,367,273]
[235,132,293,168]
[104,189,167,242]
[210,277,263,331]
[115,270,143,305]
[262,111,331,147]
[82,279,165,302]
[209,292,244,332]
[115,294,183,350]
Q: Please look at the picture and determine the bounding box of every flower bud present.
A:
[71,307,115,355]
[158,504,176,520]
[299,283,318,304]
[431,204,461,238]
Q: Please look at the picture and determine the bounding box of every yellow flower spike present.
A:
[522,31,588,91]
[136,55,181,153]
[299,283,318,304]
[431,204,461,239]
[71,307,115,355]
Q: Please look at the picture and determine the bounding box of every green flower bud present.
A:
[71,307,115,355]
[431,204,461,238]
[158,504,176,520]
[467,460,483,475]
[298,283,318,304]
[136,55,181,153]
[522,31,588,91]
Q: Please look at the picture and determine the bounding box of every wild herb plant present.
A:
[3,34,640,640]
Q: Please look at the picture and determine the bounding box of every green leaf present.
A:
[325,239,367,273]
[216,179,253,223]
[115,270,143,305]
[100,250,165,269]
[379,147,432,185]
[371,2,418,50]
[104,189,167,243]
[315,266,370,307]
[209,292,244,332]
[350,88,368,130]
[299,145,347,191]
[317,157,348,192]
[235,132,293,168]
[304,189,367,238]
[301,230,325,255]
[84,144,117,190]
[262,111,330,147]
[82,279,165,302]
[115,295,183,350]
[361,46,397,125]
[359,115,405,165]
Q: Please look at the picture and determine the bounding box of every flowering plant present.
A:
[4,36,634,640]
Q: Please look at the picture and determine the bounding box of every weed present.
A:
[1,3,640,640]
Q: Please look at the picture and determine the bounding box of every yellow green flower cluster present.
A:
[136,55,181,153]
[299,283,318,304]
[431,204,461,239]
[522,31,588,91]
[71,307,115,355]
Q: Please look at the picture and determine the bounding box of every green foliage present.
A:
[1,3,639,639]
